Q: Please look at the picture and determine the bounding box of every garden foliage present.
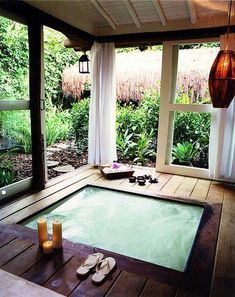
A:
[70,89,210,167]
[0,17,78,106]
[70,98,90,154]
[0,18,29,99]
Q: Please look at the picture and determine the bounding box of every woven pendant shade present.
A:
[209,50,235,108]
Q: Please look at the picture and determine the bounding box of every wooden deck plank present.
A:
[0,168,98,221]
[0,232,16,248]
[140,279,176,297]
[105,271,146,297]
[21,251,73,285]
[2,243,43,276]
[70,269,121,297]
[146,173,172,193]
[174,177,198,198]
[160,175,185,196]
[0,270,64,297]
[1,173,101,224]
[46,164,92,188]
[175,288,205,297]
[0,238,34,267]
[190,179,211,201]
[206,182,224,204]
[43,255,84,296]
[210,187,235,297]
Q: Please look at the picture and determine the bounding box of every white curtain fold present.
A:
[209,34,235,181]
[209,102,235,180]
[88,42,117,165]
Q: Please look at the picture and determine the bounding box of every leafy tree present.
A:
[0,16,79,106]
[0,17,29,99]
[44,27,78,107]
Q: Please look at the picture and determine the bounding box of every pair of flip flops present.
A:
[76,253,116,284]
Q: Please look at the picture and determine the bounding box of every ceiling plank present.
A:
[90,0,116,30]
[152,0,167,26]
[186,0,197,24]
[122,0,141,29]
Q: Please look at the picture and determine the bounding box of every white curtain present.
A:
[209,103,235,180]
[209,34,235,181]
[88,42,117,165]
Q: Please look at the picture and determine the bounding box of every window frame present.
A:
[156,38,219,179]
[0,17,46,202]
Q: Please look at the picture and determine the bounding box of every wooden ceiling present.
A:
[24,0,233,36]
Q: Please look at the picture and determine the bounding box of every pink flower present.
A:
[112,162,121,169]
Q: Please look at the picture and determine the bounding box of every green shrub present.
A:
[0,111,31,153]
[172,142,200,166]
[116,129,136,161]
[133,131,156,165]
[139,89,160,136]
[70,98,90,154]
[173,112,210,168]
[0,108,70,153]
[46,107,71,146]
[0,154,15,187]
[115,90,159,163]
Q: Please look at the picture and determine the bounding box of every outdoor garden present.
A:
[0,16,219,188]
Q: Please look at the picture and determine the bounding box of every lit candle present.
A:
[43,240,53,254]
[37,217,48,247]
[52,220,62,249]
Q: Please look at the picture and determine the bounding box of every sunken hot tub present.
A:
[23,186,204,271]
[21,185,221,295]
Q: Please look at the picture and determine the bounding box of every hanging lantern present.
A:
[79,52,90,74]
[209,50,235,108]
[208,0,235,108]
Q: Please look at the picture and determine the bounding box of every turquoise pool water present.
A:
[22,186,204,271]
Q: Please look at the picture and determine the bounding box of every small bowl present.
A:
[138,179,146,186]
[144,174,152,180]
[149,178,158,184]
[129,176,136,183]
[137,175,145,180]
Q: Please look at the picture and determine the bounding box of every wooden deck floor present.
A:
[0,165,234,297]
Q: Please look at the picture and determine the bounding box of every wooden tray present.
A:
[100,167,134,180]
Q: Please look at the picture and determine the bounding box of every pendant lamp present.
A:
[209,0,235,108]
[79,52,90,74]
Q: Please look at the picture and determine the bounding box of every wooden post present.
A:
[28,22,46,190]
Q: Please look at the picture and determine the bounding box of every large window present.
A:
[156,40,220,178]
[0,16,32,202]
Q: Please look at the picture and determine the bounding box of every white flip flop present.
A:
[76,253,104,277]
[92,257,116,284]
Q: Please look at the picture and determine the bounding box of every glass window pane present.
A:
[0,110,32,188]
[175,43,220,104]
[0,16,29,100]
[171,112,211,169]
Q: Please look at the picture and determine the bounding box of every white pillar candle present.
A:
[37,218,48,247]
[52,220,62,249]
[43,241,53,254]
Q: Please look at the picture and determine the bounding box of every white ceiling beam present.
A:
[122,0,141,29]
[90,0,116,30]
[186,0,197,24]
[152,0,167,26]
